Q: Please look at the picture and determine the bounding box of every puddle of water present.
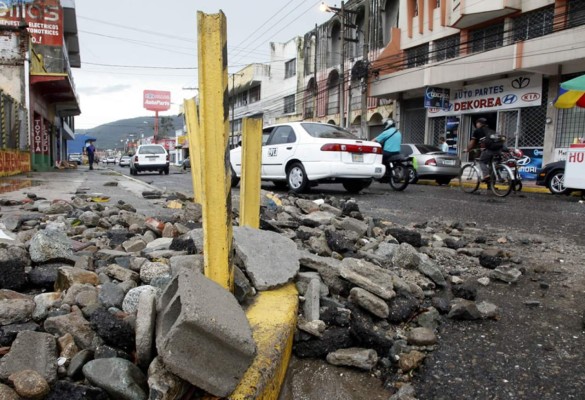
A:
[0,179,43,194]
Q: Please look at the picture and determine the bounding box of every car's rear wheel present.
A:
[130,167,137,175]
[342,179,371,194]
[159,169,163,175]
[547,170,569,195]
[164,167,169,175]
[287,162,309,193]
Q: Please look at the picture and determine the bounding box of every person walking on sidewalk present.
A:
[86,141,96,170]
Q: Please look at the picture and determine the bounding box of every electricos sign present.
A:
[143,90,171,112]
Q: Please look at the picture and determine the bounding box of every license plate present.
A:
[375,167,383,173]
[443,159,456,165]
[352,154,364,163]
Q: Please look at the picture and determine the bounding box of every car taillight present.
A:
[134,155,138,163]
[425,158,437,166]
[320,144,380,153]
[166,154,169,161]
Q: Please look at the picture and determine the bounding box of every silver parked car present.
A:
[400,144,461,185]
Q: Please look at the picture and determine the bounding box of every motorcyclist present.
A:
[373,118,402,168]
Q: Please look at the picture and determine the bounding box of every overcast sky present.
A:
[72,0,331,130]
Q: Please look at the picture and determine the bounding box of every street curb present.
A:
[104,167,162,192]
[414,179,550,194]
[227,283,298,400]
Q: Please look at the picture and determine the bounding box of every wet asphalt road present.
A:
[120,164,585,247]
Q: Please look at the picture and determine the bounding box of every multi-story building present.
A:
[370,0,585,174]
[0,0,80,173]
[300,0,401,139]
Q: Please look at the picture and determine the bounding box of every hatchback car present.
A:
[229,122,385,193]
[130,144,169,175]
[105,156,117,164]
[400,144,461,185]
[119,155,132,167]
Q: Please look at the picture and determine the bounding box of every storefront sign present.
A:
[33,116,42,154]
[565,149,585,189]
[1,0,64,75]
[424,87,450,110]
[42,121,49,154]
[143,90,171,112]
[427,75,542,117]
[554,148,568,161]
[517,148,543,180]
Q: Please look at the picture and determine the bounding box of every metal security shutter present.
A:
[402,98,426,144]
[518,79,548,148]
[430,117,446,145]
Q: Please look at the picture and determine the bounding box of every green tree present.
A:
[158,117,175,138]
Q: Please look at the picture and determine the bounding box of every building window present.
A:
[284,94,295,114]
[412,0,418,16]
[230,118,242,133]
[470,22,504,53]
[568,0,585,28]
[513,5,554,42]
[249,86,261,103]
[434,34,460,62]
[285,59,296,79]
[405,43,429,68]
[436,0,441,8]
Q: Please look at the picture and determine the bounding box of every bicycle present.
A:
[459,150,515,197]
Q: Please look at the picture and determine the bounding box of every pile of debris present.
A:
[0,189,523,399]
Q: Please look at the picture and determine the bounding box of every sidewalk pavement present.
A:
[0,165,176,219]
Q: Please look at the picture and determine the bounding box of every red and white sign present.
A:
[143,90,171,112]
[428,75,543,117]
[0,1,63,47]
[565,148,585,190]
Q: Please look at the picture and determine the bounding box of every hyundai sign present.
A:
[143,90,171,112]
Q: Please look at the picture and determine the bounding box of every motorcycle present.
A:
[377,154,415,191]
[502,148,523,192]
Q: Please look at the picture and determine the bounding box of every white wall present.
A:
[0,33,23,103]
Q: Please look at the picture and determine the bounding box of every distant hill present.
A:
[76,115,184,151]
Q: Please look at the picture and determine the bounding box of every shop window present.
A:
[249,86,261,104]
[513,6,554,42]
[556,108,585,148]
[405,43,429,68]
[284,94,295,114]
[434,34,460,62]
[285,59,296,79]
[568,0,585,28]
[470,22,504,53]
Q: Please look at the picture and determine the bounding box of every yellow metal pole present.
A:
[239,117,262,229]
[197,11,233,291]
[183,98,203,204]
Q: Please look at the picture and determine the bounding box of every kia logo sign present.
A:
[522,93,540,102]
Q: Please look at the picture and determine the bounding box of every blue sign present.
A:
[425,87,451,110]
[517,148,543,180]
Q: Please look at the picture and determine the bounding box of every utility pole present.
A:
[360,0,370,139]
[230,73,236,147]
[339,1,345,128]
[313,24,318,119]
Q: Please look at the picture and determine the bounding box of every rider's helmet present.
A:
[384,118,396,130]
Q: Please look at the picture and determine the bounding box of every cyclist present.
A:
[373,118,402,168]
[466,118,506,181]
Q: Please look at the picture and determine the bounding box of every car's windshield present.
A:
[139,146,165,154]
[301,123,356,139]
[415,145,442,154]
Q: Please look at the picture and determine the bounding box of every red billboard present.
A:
[143,90,171,112]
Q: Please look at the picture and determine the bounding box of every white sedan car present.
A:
[230,122,385,193]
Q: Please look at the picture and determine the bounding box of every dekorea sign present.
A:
[427,75,542,117]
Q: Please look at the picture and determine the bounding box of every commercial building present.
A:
[0,0,81,174]
[370,0,585,177]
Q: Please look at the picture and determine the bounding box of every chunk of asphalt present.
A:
[233,226,300,291]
